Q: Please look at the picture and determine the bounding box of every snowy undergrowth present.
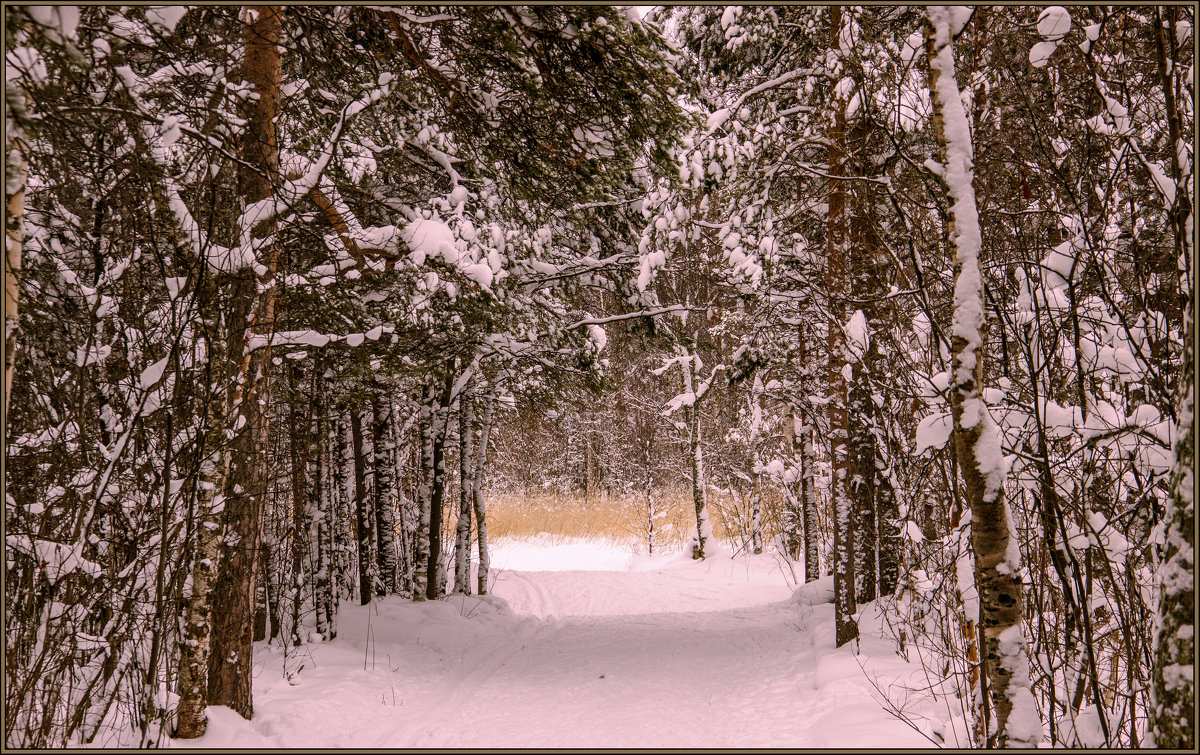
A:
[154,538,952,748]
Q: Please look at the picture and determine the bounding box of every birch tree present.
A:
[454,374,475,594]
[925,6,1039,746]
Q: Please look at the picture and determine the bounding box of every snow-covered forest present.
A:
[3,4,1194,749]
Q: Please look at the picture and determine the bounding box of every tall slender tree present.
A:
[926,6,1039,747]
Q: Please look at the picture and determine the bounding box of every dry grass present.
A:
[471,489,780,549]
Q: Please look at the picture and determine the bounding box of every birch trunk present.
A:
[454,379,475,595]
[1151,216,1193,749]
[396,408,417,596]
[1150,7,1194,745]
[4,81,26,423]
[174,358,231,738]
[426,373,453,599]
[926,7,1038,746]
[473,385,495,594]
[470,386,494,592]
[781,410,802,562]
[848,355,877,604]
[802,419,820,584]
[875,456,900,597]
[795,327,821,584]
[332,410,352,613]
[679,345,711,560]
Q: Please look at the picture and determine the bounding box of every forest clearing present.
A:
[3,4,1194,750]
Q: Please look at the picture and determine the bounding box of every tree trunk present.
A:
[875,455,900,597]
[801,417,821,584]
[679,345,711,559]
[372,388,396,596]
[394,405,416,597]
[780,408,803,563]
[847,105,884,605]
[331,409,351,617]
[1151,269,1193,749]
[313,375,334,639]
[426,372,453,600]
[350,405,375,605]
[827,4,857,648]
[207,5,283,720]
[848,355,877,604]
[260,544,277,643]
[1149,7,1194,745]
[926,8,1038,746]
[455,377,475,595]
[287,364,311,647]
[413,384,435,601]
[794,326,821,584]
[4,82,26,423]
[473,385,495,594]
[174,350,231,738]
[749,378,764,555]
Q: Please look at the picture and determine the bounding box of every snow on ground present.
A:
[170,538,961,748]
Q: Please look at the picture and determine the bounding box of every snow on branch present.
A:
[566,305,695,329]
[245,326,394,353]
[707,67,815,134]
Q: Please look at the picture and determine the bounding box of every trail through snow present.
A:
[170,539,954,748]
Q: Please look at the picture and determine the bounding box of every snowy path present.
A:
[176,541,951,748]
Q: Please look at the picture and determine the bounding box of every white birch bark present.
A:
[4,82,26,422]
[454,378,475,595]
[926,6,1039,746]
[472,384,495,594]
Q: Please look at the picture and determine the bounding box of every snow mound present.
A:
[791,574,835,606]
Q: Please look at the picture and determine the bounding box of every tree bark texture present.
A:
[207,5,283,721]
[351,405,375,605]
[4,82,26,425]
[454,379,475,595]
[287,364,311,647]
[1151,290,1194,749]
[426,372,453,600]
[473,385,495,594]
[372,389,396,596]
[926,7,1038,746]
[827,4,857,648]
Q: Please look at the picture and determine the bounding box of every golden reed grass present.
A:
[451,489,783,547]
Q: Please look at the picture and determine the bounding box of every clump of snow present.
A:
[1037,7,1072,41]
[845,310,869,360]
[915,412,954,454]
[461,263,494,291]
[948,6,974,36]
[145,6,188,33]
[403,218,458,265]
[448,185,470,207]
[587,324,607,353]
[1029,40,1058,69]
[165,276,187,301]
[139,357,170,390]
[6,535,101,584]
[6,47,48,84]
[707,108,731,132]
[900,30,925,65]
